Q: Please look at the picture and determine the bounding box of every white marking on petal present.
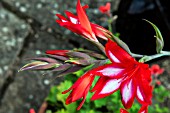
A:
[108,51,120,63]
[70,17,78,24]
[141,111,145,113]
[61,19,67,22]
[137,86,144,101]
[97,67,124,77]
[100,79,122,94]
[122,80,133,104]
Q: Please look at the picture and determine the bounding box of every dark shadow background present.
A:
[116,0,170,55]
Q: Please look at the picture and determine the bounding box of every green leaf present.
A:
[56,81,77,113]
[56,81,73,103]
[94,97,108,108]
[143,19,164,53]
[45,86,58,104]
[46,110,52,113]
[56,109,69,113]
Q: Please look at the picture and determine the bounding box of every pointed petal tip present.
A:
[56,14,63,18]
[121,79,136,109]
[56,19,61,24]
[62,90,70,94]
[76,96,86,110]
[18,69,22,72]
[90,95,96,101]
[120,108,129,113]
[65,99,71,105]
[76,0,97,41]
[55,13,60,16]
[90,92,106,101]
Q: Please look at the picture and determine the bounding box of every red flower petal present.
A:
[56,14,68,23]
[121,79,136,109]
[91,76,121,100]
[46,50,69,56]
[90,64,126,78]
[90,76,106,92]
[76,0,97,42]
[91,23,108,40]
[82,4,89,10]
[138,105,148,113]
[63,72,94,110]
[136,81,152,105]
[65,11,79,24]
[76,86,89,110]
[136,64,152,105]
[106,40,135,64]
[120,108,129,113]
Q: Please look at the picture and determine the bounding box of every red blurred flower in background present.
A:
[99,2,111,16]
[150,64,164,86]
[56,0,112,42]
[156,80,161,85]
[63,39,152,112]
[150,64,164,76]
[29,108,36,113]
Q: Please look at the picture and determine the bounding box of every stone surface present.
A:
[0,31,68,113]
[0,5,30,87]
[3,0,120,33]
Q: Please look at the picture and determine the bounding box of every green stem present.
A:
[108,20,112,33]
[131,53,144,58]
[111,34,132,55]
[91,41,106,55]
[82,36,106,56]
[161,51,170,55]
[139,51,170,62]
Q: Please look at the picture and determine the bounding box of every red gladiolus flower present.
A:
[62,40,152,111]
[56,0,112,42]
[99,2,111,14]
[90,40,152,110]
[62,72,95,110]
[150,64,164,76]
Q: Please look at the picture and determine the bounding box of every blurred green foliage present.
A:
[45,66,170,113]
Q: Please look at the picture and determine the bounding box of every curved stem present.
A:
[94,42,106,55]
[90,40,106,55]
[161,51,170,55]
[131,53,144,58]
[108,19,113,33]
[139,51,170,62]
